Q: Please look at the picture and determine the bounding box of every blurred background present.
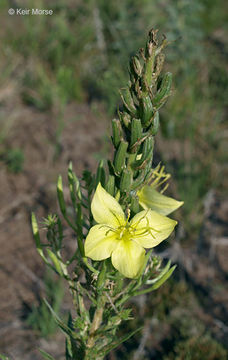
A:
[0,0,227,359]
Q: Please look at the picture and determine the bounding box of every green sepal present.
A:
[96,160,106,187]
[120,168,132,192]
[130,118,142,151]
[112,119,123,148]
[153,72,172,107]
[114,141,128,174]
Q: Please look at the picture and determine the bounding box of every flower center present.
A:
[117,224,134,241]
[99,211,160,242]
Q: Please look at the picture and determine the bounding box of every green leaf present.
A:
[146,259,172,285]
[96,160,106,187]
[39,349,56,360]
[31,213,48,264]
[43,299,79,340]
[133,264,177,296]
[46,249,64,277]
[0,354,10,360]
[57,175,66,215]
[149,265,176,290]
[57,175,77,232]
[99,326,143,357]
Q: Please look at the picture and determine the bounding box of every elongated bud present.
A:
[68,162,82,207]
[139,95,154,127]
[130,194,139,214]
[97,261,107,291]
[114,141,128,174]
[112,119,123,148]
[130,170,146,190]
[153,72,172,107]
[130,118,142,151]
[130,56,142,77]
[149,111,159,135]
[120,169,132,192]
[57,175,66,215]
[145,28,158,58]
[105,175,115,196]
[46,249,64,277]
[133,137,154,169]
[119,111,131,128]
[96,160,106,187]
[120,87,137,116]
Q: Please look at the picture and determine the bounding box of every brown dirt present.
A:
[0,82,227,359]
[0,80,109,359]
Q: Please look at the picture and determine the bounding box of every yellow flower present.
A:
[138,186,183,216]
[85,183,177,279]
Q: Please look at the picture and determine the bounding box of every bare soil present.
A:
[0,81,109,359]
[0,83,227,359]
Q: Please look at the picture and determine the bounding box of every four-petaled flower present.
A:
[85,184,177,279]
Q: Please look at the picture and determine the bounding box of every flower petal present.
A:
[138,186,183,215]
[111,240,145,279]
[85,224,118,260]
[91,183,125,227]
[130,209,177,248]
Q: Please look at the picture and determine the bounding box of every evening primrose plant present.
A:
[32,29,183,360]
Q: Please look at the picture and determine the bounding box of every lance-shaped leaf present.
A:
[46,249,65,277]
[99,327,143,357]
[43,299,81,340]
[132,263,176,296]
[31,213,48,264]
[39,349,56,360]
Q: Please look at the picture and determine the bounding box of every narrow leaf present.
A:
[146,260,171,285]
[39,349,56,360]
[133,265,176,296]
[31,213,47,263]
[100,326,142,357]
[57,175,66,215]
[46,249,64,277]
[43,299,79,340]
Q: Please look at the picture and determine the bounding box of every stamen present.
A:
[99,225,117,236]
[110,209,125,226]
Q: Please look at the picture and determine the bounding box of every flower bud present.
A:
[120,169,132,192]
[130,118,142,152]
[114,141,128,174]
[153,72,172,107]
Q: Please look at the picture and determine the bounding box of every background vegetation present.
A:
[0,0,227,359]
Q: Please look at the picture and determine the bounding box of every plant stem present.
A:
[85,293,107,359]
